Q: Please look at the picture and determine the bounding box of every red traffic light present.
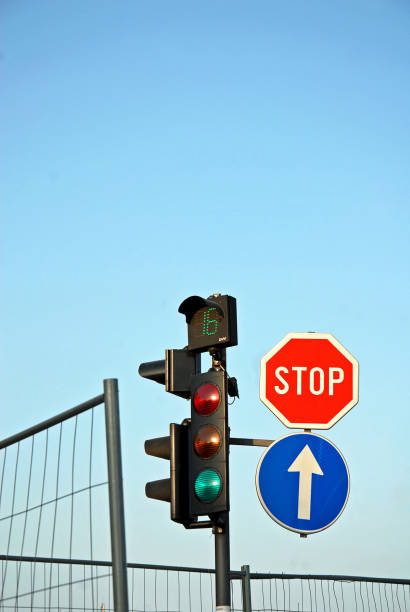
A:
[193,383,220,415]
[194,425,221,458]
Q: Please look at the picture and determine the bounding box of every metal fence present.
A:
[0,382,408,611]
[240,569,410,612]
[0,556,113,611]
[1,555,408,611]
[0,379,129,611]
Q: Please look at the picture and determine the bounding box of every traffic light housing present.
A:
[140,293,237,530]
[189,369,229,516]
[145,422,191,525]
[139,348,198,398]
[179,294,237,353]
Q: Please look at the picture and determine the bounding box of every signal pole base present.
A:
[213,511,231,610]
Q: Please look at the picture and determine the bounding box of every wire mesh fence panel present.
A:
[246,575,410,612]
[127,566,216,612]
[0,398,111,607]
[0,560,113,611]
[1,557,409,611]
[122,569,410,612]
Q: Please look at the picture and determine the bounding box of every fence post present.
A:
[104,378,129,612]
[241,565,252,612]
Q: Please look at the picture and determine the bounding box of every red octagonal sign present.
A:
[260,333,359,429]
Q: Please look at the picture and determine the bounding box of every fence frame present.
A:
[0,378,129,612]
[1,553,409,611]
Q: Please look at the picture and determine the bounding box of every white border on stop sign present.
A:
[259,332,359,430]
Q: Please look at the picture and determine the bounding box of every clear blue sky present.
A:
[2,0,410,579]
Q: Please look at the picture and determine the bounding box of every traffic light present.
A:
[139,348,198,398]
[189,368,229,517]
[140,293,236,528]
[139,348,197,525]
[179,294,237,353]
[145,422,191,525]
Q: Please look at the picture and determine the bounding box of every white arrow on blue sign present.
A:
[256,432,350,535]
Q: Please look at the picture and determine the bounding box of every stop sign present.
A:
[260,333,359,429]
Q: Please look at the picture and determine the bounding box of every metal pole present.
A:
[241,565,252,612]
[214,511,231,611]
[104,379,129,612]
[211,347,230,611]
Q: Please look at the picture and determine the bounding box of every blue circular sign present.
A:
[256,432,349,534]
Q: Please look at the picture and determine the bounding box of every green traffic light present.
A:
[194,469,221,503]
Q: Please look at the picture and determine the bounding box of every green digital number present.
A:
[203,308,218,336]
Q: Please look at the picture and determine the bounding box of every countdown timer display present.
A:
[187,295,237,352]
[190,306,223,340]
